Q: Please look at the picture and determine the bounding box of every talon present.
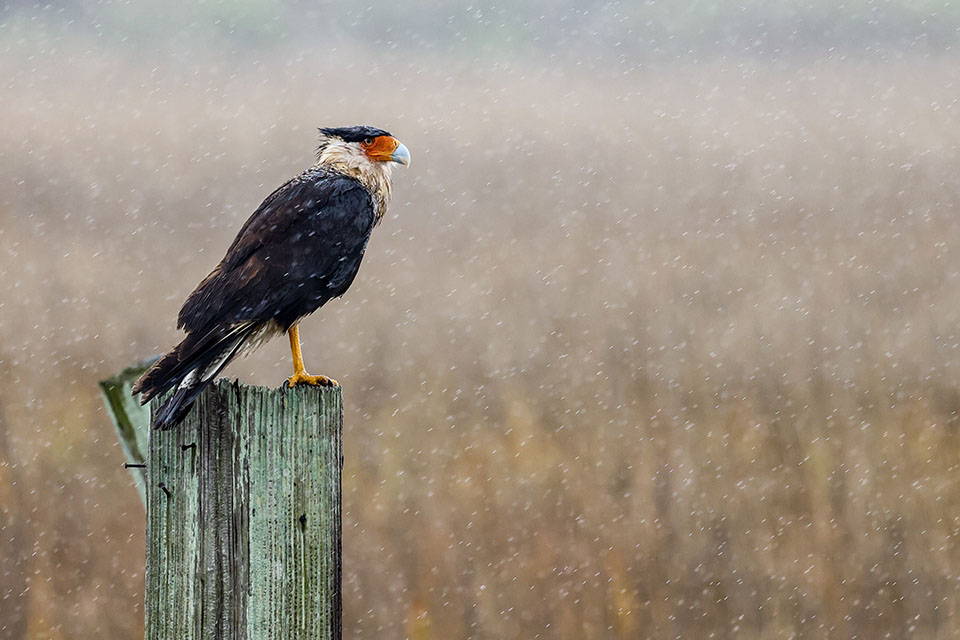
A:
[285,372,339,388]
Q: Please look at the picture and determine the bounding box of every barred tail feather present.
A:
[150,340,242,430]
[153,383,202,431]
[133,323,256,430]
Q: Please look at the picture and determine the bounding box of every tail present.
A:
[132,323,257,430]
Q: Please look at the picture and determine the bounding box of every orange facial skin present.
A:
[362,135,401,162]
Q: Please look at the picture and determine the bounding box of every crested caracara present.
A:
[132,125,410,429]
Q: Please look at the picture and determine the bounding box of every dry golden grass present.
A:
[2,46,960,638]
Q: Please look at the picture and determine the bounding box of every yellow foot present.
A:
[284,372,339,388]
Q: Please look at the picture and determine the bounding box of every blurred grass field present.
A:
[2,44,960,638]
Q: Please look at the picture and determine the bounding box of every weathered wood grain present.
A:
[146,379,343,640]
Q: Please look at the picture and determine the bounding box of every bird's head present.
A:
[316,126,411,174]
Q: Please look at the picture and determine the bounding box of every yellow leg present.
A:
[289,325,306,375]
[284,325,339,388]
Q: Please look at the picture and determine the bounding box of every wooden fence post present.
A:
[102,374,343,640]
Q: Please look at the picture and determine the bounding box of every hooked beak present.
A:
[390,141,411,167]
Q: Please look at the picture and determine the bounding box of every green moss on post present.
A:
[146,379,343,640]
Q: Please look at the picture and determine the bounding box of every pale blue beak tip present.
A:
[391,142,411,167]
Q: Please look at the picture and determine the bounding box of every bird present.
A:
[132,125,410,430]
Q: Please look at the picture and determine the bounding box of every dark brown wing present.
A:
[177,167,377,334]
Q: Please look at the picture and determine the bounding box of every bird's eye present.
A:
[361,137,374,147]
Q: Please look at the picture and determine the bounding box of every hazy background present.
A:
[2,1,960,638]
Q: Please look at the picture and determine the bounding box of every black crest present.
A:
[319,125,392,142]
